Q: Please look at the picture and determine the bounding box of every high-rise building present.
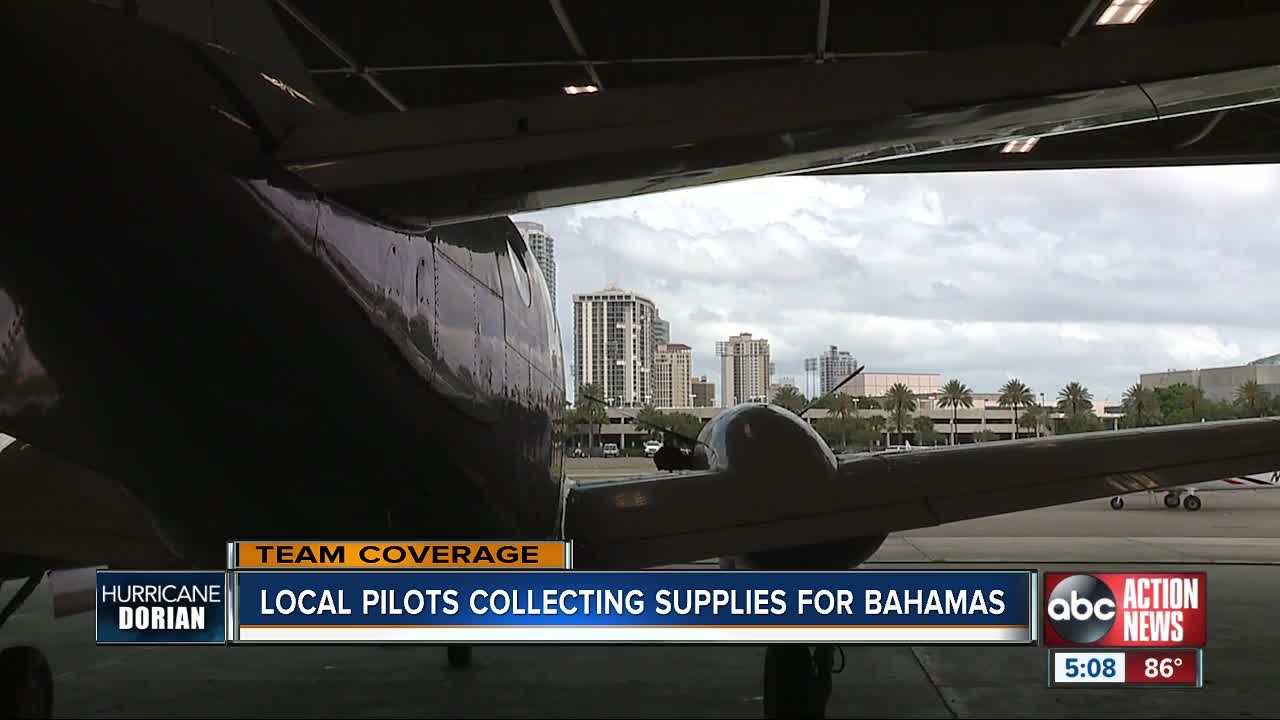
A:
[513,221,557,310]
[819,345,856,395]
[717,333,771,406]
[654,343,693,408]
[692,375,716,408]
[653,314,669,350]
[572,284,656,407]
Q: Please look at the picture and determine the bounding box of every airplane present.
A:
[3,1,1280,718]
[1108,470,1280,511]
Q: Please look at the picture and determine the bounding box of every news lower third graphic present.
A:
[1043,572,1207,648]
[231,569,1034,644]
[94,543,1216,692]
[96,571,228,644]
[1042,572,1207,689]
[94,542,1037,645]
[1048,649,1203,687]
[229,541,570,569]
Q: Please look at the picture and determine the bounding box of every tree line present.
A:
[562,382,704,451]
[563,376,1277,454]
[1119,380,1277,428]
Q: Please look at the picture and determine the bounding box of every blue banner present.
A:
[96,571,227,644]
[233,570,1033,644]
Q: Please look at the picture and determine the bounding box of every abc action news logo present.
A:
[1043,573,1207,647]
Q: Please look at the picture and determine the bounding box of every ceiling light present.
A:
[1000,137,1039,153]
[1096,0,1154,26]
[563,84,599,95]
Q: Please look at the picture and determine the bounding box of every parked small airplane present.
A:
[1109,471,1280,511]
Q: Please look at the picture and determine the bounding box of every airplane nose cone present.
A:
[697,404,837,488]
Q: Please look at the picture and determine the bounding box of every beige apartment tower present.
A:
[654,343,693,408]
[717,333,771,406]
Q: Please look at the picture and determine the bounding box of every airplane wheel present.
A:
[0,646,53,719]
[446,645,472,668]
[763,646,831,719]
[1109,497,1124,510]
[1184,496,1202,512]
[1164,493,1181,508]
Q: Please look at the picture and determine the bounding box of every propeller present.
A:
[797,365,865,418]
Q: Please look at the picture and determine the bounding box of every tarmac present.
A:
[2,457,1278,718]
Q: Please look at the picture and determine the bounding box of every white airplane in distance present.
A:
[1109,471,1280,511]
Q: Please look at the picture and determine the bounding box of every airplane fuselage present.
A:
[1,2,566,569]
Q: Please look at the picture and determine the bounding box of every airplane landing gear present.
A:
[1109,497,1125,510]
[1184,495,1202,512]
[1164,493,1182,508]
[763,645,836,719]
[446,645,473,668]
[0,646,53,719]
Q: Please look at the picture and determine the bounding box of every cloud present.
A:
[517,164,1280,402]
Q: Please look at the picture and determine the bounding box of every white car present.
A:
[602,443,620,458]
[643,440,662,457]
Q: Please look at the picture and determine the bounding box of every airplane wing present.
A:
[563,414,1280,569]
[271,13,1280,225]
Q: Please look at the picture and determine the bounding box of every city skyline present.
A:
[519,166,1280,405]
[568,283,1278,409]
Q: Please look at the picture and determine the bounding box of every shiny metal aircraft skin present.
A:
[2,3,568,573]
[3,0,1280,580]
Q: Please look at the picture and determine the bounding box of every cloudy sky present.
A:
[513,164,1280,404]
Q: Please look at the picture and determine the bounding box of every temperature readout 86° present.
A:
[1050,650,1201,687]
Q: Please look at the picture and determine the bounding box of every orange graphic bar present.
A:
[231,542,568,569]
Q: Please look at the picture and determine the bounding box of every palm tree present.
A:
[1122,383,1158,427]
[771,385,805,414]
[1236,380,1271,417]
[576,383,608,452]
[664,411,705,443]
[848,395,863,417]
[998,378,1035,440]
[560,406,581,451]
[1057,381,1093,417]
[866,415,887,447]
[912,415,941,445]
[828,393,855,448]
[1184,384,1205,420]
[634,404,667,438]
[937,379,973,446]
[884,382,917,444]
[1018,406,1042,436]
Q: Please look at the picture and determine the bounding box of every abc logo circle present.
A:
[1047,574,1116,644]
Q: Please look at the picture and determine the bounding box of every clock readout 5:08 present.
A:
[1053,652,1126,683]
